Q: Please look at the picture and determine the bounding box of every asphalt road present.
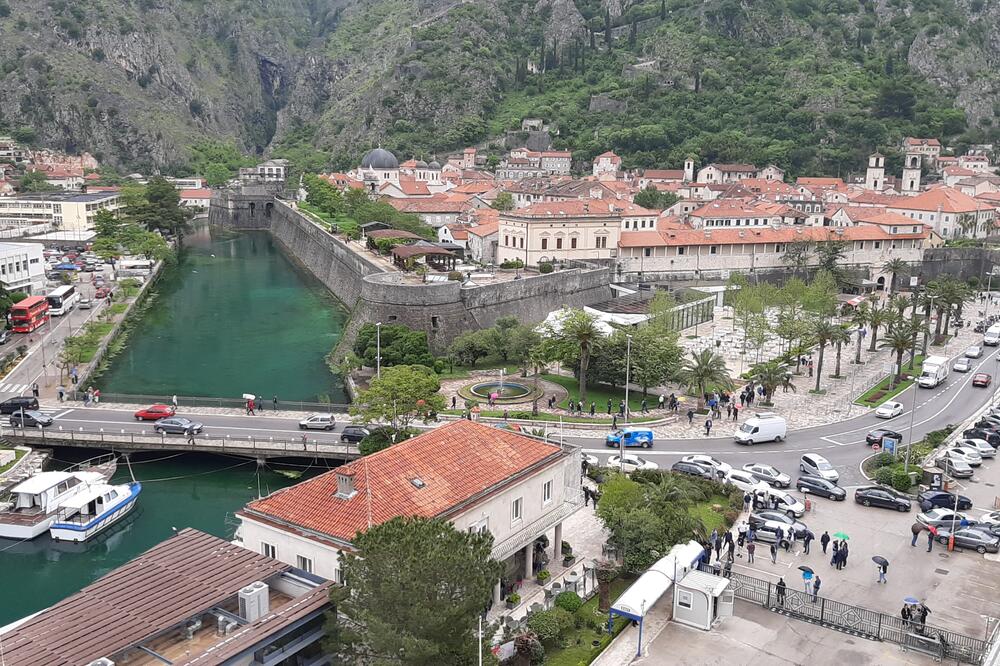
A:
[570,338,1000,485]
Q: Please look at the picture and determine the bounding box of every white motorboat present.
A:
[0,470,109,539]
[49,480,142,542]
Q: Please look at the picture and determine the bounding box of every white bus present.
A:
[46,285,80,316]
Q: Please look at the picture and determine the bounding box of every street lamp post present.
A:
[375,322,382,379]
[621,334,632,473]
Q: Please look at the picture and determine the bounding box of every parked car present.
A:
[796,475,847,500]
[954,357,973,373]
[973,373,993,388]
[671,461,715,479]
[875,401,904,419]
[966,345,984,358]
[298,413,336,430]
[934,527,1000,554]
[918,490,973,512]
[340,425,371,443]
[582,453,600,467]
[134,404,176,421]
[750,520,792,548]
[917,508,975,528]
[943,446,983,467]
[751,487,806,517]
[608,454,659,473]
[979,511,1000,527]
[8,410,53,428]
[723,469,766,493]
[0,329,8,345]
[961,438,996,458]
[95,287,110,299]
[799,453,839,482]
[78,297,93,310]
[938,456,974,479]
[748,511,808,538]
[741,463,791,488]
[963,428,1000,447]
[0,397,39,415]
[854,486,911,511]
[153,417,204,435]
[680,455,732,478]
[866,428,903,447]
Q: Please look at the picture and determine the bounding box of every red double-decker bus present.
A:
[9,296,50,333]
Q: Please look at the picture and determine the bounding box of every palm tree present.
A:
[868,305,889,352]
[883,258,910,295]
[880,324,916,388]
[558,309,601,405]
[810,318,838,392]
[889,294,910,320]
[527,345,548,416]
[850,303,870,364]
[829,325,851,378]
[752,361,795,406]
[940,278,971,337]
[677,349,732,409]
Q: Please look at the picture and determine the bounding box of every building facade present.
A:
[0,242,45,293]
[0,192,122,231]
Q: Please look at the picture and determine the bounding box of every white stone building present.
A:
[0,191,122,231]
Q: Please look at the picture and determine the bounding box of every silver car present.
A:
[742,463,791,488]
[966,345,984,358]
[939,456,974,478]
[954,357,973,373]
[299,413,336,430]
[961,438,996,458]
[917,508,975,528]
[934,527,1000,553]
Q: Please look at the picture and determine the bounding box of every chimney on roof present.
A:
[335,468,357,500]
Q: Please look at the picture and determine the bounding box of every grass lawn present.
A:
[855,356,923,407]
[687,494,732,533]
[542,373,656,413]
[0,448,25,476]
[109,303,128,316]
[544,577,633,666]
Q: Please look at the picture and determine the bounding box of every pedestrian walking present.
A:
[812,576,821,602]
[876,560,888,584]
[70,366,78,385]
[784,527,794,552]
[57,385,65,402]
[641,399,648,414]
[590,402,595,416]
[619,400,626,416]
[257,395,264,412]
[658,394,665,410]
[31,382,39,398]
[83,389,91,406]
[273,395,278,410]
[841,543,849,567]
[830,541,839,567]
[927,531,934,552]
[723,558,732,578]
[770,543,777,564]
[727,539,735,561]
[910,522,923,547]
[93,388,100,404]
[171,394,178,408]
[607,399,613,415]
[803,530,814,554]
[808,359,814,377]
[186,427,196,446]
[743,492,752,513]
[714,537,723,561]
[247,399,255,416]
[452,395,457,409]
[705,418,713,436]
[710,528,719,549]
[820,531,830,554]
[747,541,756,563]
[802,569,813,593]
[611,415,618,429]
[687,409,694,424]
[503,409,509,421]
[726,404,733,419]
[732,404,739,421]
[776,577,786,606]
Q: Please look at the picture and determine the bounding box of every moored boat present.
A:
[49,481,142,542]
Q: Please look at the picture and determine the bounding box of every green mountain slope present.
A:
[0,0,996,174]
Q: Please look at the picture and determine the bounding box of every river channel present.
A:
[97,222,349,403]
[0,449,322,625]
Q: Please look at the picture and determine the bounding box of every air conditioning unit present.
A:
[238,581,269,622]
[88,659,115,666]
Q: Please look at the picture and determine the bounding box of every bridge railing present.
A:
[66,391,350,414]
[3,424,359,459]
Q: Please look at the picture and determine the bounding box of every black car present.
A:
[749,511,808,538]
[854,486,911,511]
[918,489,973,512]
[8,410,53,428]
[340,425,371,443]
[0,396,39,415]
[866,429,902,447]
[671,461,715,479]
[796,476,847,500]
[963,428,1000,448]
[973,419,1000,432]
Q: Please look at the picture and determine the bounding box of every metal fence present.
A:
[67,391,350,413]
[699,563,988,664]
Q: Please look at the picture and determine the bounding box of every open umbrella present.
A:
[904,596,920,605]
[797,565,814,573]
[833,531,850,541]
[872,556,889,567]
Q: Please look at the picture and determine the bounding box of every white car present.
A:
[944,447,983,467]
[800,453,840,483]
[980,511,1000,526]
[954,358,973,373]
[966,345,984,358]
[724,469,769,493]
[961,439,996,458]
[741,463,791,488]
[298,413,336,430]
[875,401,904,419]
[608,454,659,473]
[681,455,732,478]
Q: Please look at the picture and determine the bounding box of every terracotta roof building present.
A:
[237,420,582,609]
[0,529,333,666]
[887,186,996,239]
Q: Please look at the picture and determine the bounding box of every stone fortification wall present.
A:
[922,247,1000,283]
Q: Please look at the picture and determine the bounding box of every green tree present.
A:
[491,192,514,211]
[548,309,602,404]
[325,516,502,666]
[814,244,846,286]
[449,330,491,367]
[880,319,915,387]
[868,305,889,352]
[676,349,732,408]
[802,270,838,317]
[850,302,870,364]
[351,365,445,432]
[752,361,794,406]
[628,326,682,396]
[829,324,850,378]
[633,185,680,210]
[18,170,58,193]
[782,241,813,278]
[132,176,192,241]
[882,258,910,295]
[809,318,837,392]
[353,323,434,368]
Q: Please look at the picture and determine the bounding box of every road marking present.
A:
[52,409,72,419]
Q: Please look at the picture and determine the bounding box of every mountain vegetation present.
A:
[0,0,996,176]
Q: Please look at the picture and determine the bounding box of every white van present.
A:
[917,355,949,388]
[985,324,1000,346]
[734,412,787,445]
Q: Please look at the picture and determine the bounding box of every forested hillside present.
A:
[0,0,996,176]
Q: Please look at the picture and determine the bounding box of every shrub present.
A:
[500,259,524,269]
[447,271,463,281]
[561,540,572,556]
[874,466,894,486]
[539,262,554,274]
[723,509,739,525]
[872,452,897,468]
[575,606,602,631]
[536,569,551,583]
[507,593,521,604]
[891,468,913,492]
[526,608,574,646]
[554,591,583,613]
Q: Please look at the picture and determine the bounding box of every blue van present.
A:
[605,427,654,449]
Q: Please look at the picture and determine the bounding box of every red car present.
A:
[95,287,110,299]
[134,404,176,421]
[973,373,992,388]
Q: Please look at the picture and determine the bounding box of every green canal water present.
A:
[98,223,348,403]
[0,449,322,625]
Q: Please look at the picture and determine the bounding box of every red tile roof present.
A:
[797,177,845,188]
[619,224,927,248]
[595,151,621,163]
[504,199,657,219]
[642,169,684,180]
[179,188,212,199]
[904,137,941,147]
[890,186,990,214]
[468,219,499,237]
[689,200,777,219]
[856,211,922,227]
[387,198,470,214]
[710,163,757,173]
[244,420,565,543]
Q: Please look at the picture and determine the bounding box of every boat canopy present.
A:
[59,484,116,511]
[10,472,75,495]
